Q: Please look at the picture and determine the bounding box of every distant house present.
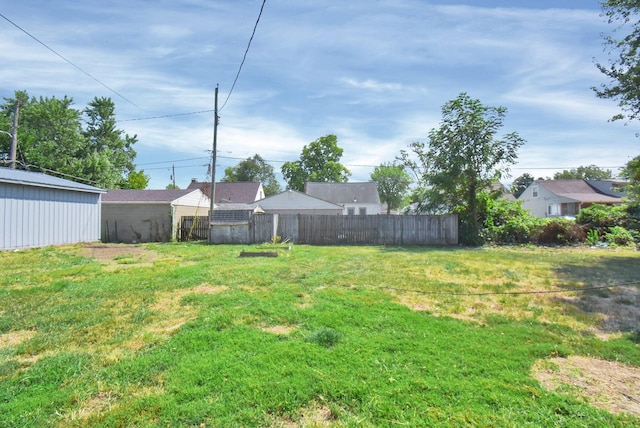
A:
[0,168,104,250]
[518,180,625,218]
[246,189,343,215]
[102,189,210,243]
[304,182,382,215]
[187,180,265,205]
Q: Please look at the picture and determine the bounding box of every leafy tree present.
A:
[399,93,524,245]
[553,165,612,180]
[621,154,640,200]
[510,173,534,198]
[0,91,142,189]
[370,163,412,214]
[82,97,138,188]
[222,154,281,196]
[122,170,149,189]
[166,183,180,190]
[594,0,640,122]
[281,134,350,191]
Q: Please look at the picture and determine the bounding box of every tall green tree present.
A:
[621,154,640,200]
[399,93,524,245]
[370,163,412,215]
[222,154,281,196]
[510,173,534,198]
[281,134,350,191]
[553,165,613,180]
[1,91,142,189]
[594,0,640,122]
[82,97,139,188]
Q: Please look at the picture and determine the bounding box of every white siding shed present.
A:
[0,168,104,250]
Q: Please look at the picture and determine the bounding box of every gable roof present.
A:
[304,181,381,204]
[0,167,104,194]
[187,180,263,203]
[102,189,203,203]
[535,180,623,204]
[255,189,344,210]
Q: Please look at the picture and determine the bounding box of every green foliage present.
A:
[585,229,600,246]
[281,134,350,191]
[123,170,150,189]
[222,154,281,196]
[621,154,640,201]
[510,173,534,198]
[480,195,540,244]
[594,1,640,122]
[1,92,142,189]
[553,165,613,180]
[399,93,524,245]
[576,204,627,228]
[604,225,637,246]
[531,218,586,245]
[370,163,412,214]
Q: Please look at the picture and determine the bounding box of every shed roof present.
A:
[258,189,344,210]
[0,167,104,194]
[102,189,202,203]
[304,181,381,204]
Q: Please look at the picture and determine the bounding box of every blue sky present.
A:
[1,0,637,189]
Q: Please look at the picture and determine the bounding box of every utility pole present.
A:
[171,164,176,188]
[208,85,219,242]
[9,101,19,169]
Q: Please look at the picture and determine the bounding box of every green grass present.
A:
[0,243,639,427]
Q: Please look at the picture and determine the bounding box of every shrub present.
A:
[576,204,626,228]
[480,198,540,244]
[531,218,586,245]
[305,328,343,348]
[604,226,636,246]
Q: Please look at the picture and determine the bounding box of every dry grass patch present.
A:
[0,330,36,349]
[270,401,339,427]
[260,325,297,335]
[532,356,640,417]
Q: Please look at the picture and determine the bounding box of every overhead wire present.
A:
[219,0,267,112]
[0,12,141,110]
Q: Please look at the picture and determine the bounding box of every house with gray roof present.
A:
[1,168,104,250]
[518,180,625,218]
[102,189,209,242]
[304,181,382,215]
[187,180,265,205]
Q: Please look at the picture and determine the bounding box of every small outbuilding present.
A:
[102,189,210,243]
[0,168,104,250]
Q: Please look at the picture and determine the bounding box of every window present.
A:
[359,207,367,216]
[532,186,539,198]
[347,207,355,216]
[547,204,560,216]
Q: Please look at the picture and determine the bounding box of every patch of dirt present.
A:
[76,243,160,270]
[532,356,640,417]
[0,330,36,349]
[261,325,296,335]
[270,402,337,427]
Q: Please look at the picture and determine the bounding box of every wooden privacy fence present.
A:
[179,216,209,241]
[183,213,458,245]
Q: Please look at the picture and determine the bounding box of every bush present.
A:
[604,226,636,246]
[576,204,626,228]
[531,218,586,245]
[481,198,540,244]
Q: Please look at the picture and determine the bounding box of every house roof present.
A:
[0,167,104,194]
[304,181,381,204]
[256,189,344,210]
[102,189,203,203]
[535,180,623,204]
[586,180,628,198]
[187,180,263,203]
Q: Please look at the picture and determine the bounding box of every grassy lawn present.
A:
[0,243,639,427]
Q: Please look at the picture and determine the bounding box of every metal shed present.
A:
[0,168,104,250]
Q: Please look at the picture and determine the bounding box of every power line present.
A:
[118,110,215,123]
[219,0,267,112]
[0,12,141,110]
